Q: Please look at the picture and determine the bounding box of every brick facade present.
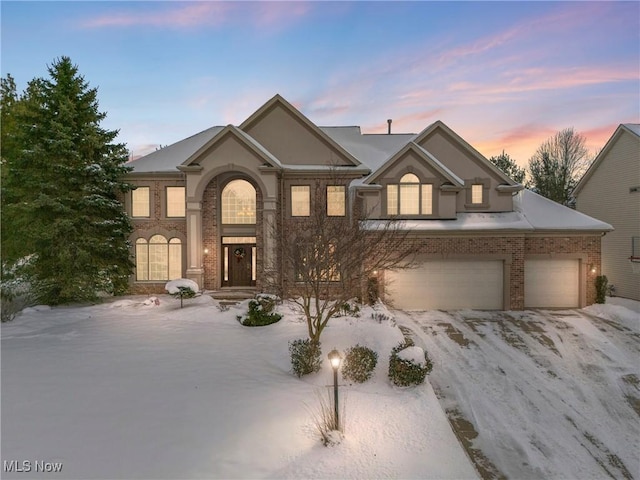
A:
[127,179,187,295]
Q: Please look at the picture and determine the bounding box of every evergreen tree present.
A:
[488,151,526,184]
[2,57,134,304]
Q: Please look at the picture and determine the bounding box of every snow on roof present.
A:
[364,189,613,233]
[128,126,223,173]
[515,189,612,231]
[624,123,640,137]
[321,127,415,172]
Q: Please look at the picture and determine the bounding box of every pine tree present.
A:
[488,151,526,184]
[2,57,134,304]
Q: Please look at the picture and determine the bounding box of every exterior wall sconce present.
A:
[203,248,209,255]
[589,263,596,274]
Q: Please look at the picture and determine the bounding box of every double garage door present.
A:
[387,260,504,310]
[387,258,580,310]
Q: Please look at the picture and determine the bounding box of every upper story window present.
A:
[471,184,484,204]
[291,185,310,217]
[387,173,433,216]
[166,187,185,217]
[327,186,346,216]
[222,179,256,224]
[132,187,150,217]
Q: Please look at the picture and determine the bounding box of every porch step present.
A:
[208,288,257,305]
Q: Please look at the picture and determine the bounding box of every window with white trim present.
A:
[166,187,185,217]
[132,187,150,217]
[135,235,182,281]
[291,185,310,216]
[327,185,346,216]
[386,174,433,215]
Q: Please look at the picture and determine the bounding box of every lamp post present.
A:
[328,349,342,431]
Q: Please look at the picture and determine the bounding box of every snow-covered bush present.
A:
[289,338,322,378]
[1,260,35,322]
[388,340,433,387]
[341,344,378,384]
[165,279,199,308]
[237,297,282,327]
[337,300,360,317]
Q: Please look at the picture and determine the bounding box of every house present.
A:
[574,124,640,301]
[125,94,612,310]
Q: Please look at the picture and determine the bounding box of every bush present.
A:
[237,296,282,327]
[341,344,378,383]
[165,279,199,308]
[289,338,322,377]
[595,275,608,304]
[338,301,360,317]
[388,339,433,387]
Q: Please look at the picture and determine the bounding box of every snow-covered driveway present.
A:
[395,300,640,479]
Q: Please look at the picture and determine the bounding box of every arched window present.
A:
[221,179,256,224]
[135,235,182,281]
[386,173,433,216]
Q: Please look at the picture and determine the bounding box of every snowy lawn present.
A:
[396,297,640,479]
[1,296,476,480]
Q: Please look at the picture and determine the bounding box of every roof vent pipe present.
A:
[387,119,392,134]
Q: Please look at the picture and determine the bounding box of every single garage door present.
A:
[525,259,579,308]
[386,260,504,310]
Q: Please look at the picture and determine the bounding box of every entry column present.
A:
[185,201,204,288]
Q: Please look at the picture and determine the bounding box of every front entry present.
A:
[223,243,256,287]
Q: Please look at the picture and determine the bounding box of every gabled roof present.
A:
[413,120,519,186]
[128,126,223,173]
[364,189,613,233]
[180,125,282,170]
[365,141,463,187]
[240,94,363,167]
[574,123,640,196]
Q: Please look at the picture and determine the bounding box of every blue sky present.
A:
[2,1,638,165]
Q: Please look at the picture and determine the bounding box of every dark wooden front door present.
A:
[228,244,253,287]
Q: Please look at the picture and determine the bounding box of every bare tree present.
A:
[270,177,417,344]
[527,128,591,206]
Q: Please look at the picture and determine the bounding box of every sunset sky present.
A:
[2,1,638,166]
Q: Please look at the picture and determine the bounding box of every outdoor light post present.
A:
[328,349,342,431]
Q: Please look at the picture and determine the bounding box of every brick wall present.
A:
[127,179,187,295]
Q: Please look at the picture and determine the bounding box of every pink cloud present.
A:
[82,3,231,28]
[80,2,313,30]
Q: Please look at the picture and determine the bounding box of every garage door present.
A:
[386,260,504,310]
[525,259,579,308]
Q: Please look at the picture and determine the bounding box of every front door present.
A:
[227,244,254,287]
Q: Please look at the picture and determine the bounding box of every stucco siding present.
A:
[576,130,640,300]
[243,104,352,166]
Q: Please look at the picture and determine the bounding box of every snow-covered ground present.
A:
[2,296,638,479]
[396,296,639,479]
[1,296,476,480]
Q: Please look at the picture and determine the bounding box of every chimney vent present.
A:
[387,119,392,134]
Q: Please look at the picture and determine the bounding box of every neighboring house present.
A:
[574,124,640,301]
[125,94,612,309]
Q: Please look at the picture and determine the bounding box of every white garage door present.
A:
[387,260,504,310]
[525,259,579,308]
